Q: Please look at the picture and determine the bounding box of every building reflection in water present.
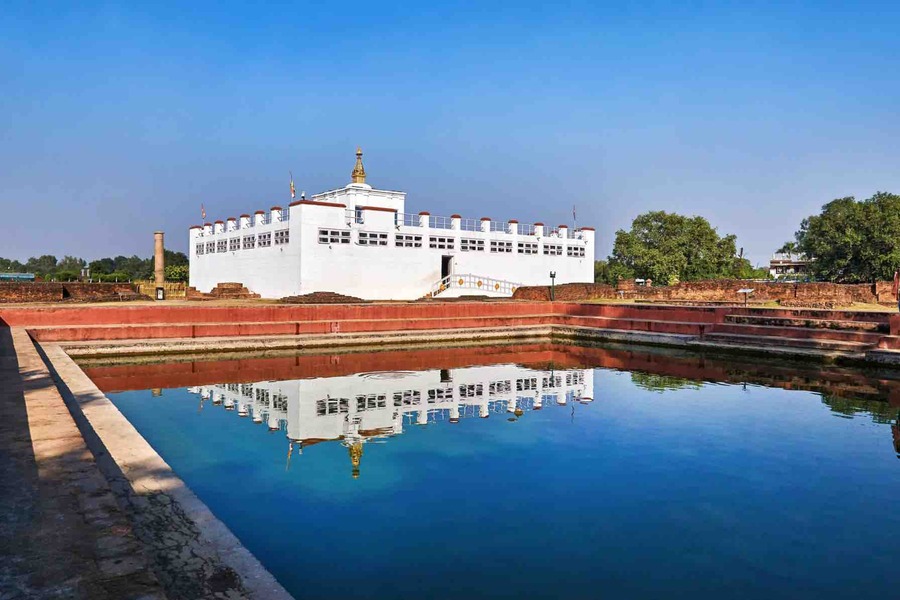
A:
[186,365,595,478]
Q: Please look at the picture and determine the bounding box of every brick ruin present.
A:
[513,279,896,308]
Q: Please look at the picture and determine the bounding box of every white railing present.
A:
[519,223,536,236]
[280,207,290,221]
[429,215,453,229]
[459,217,481,231]
[397,212,419,227]
[430,273,523,297]
[489,221,507,232]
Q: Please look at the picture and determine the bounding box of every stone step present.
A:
[727,307,892,323]
[700,333,873,352]
[724,314,888,333]
[709,322,883,344]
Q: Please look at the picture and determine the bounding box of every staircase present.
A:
[186,282,261,300]
[692,307,890,358]
[430,274,523,298]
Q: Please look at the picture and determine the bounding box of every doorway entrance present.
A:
[441,255,453,279]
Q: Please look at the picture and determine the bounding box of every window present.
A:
[490,380,512,395]
[272,393,288,412]
[206,241,215,253]
[316,398,349,416]
[460,238,484,252]
[319,229,351,244]
[229,238,240,251]
[274,229,290,245]
[358,231,389,246]
[490,240,513,253]
[427,387,453,403]
[243,235,255,249]
[516,377,537,391]
[196,243,204,255]
[567,246,585,257]
[255,389,270,406]
[393,390,421,407]
[355,394,387,412]
[216,240,227,253]
[459,383,484,398]
[517,242,538,255]
[258,232,272,248]
[429,236,455,250]
[543,375,562,389]
[241,384,253,398]
[396,233,423,248]
[543,244,563,256]
[566,371,585,386]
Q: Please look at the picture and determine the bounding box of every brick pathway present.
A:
[0,328,165,599]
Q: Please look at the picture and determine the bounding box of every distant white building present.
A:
[769,252,810,279]
[188,149,595,299]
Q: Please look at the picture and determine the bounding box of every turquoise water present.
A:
[102,348,900,599]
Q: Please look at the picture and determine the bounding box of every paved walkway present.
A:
[0,328,164,599]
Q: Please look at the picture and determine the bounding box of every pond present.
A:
[84,343,900,599]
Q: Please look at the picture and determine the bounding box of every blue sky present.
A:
[2,1,898,265]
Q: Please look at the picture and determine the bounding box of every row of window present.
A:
[196,231,288,255]
[317,229,586,256]
[313,376,585,416]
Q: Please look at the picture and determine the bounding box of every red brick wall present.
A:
[513,283,617,301]
[0,282,140,304]
[513,279,889,306]
[0,283,65,303]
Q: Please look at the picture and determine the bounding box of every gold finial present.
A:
[348,441,364,479]
[351,147,366,184]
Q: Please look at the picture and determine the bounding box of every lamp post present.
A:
[550,271,557,301]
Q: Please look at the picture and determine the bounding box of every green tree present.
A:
[89,257,116,275]
[0,257,26,272]
[24,255,58,276]
[793,192,900,282]
[57,255,86,272]
[777,241,799,257]
[164,264,189,282]
[608,211,747,284]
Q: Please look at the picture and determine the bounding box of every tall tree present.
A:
[793,192,900,282]
[608,211,747,284]
[24,255,58,275]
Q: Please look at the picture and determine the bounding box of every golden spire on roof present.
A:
[348,441,364,479]
[351,147,366,184]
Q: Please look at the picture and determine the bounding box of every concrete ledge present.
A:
[59,325,555,358]
[39,342,293,600]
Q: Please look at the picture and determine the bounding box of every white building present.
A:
[187,362,595,478]
[189,149,595,300]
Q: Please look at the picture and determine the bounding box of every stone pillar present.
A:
[154,231,165,286]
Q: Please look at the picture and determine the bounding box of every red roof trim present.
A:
[450,214,462,219]
[558,224,567,229]
[360,205,397,213]
[240,214,250,218]
[419,211,431,216]
[508,219,519,224]
[580,227,595,231]
[214,220,224,224]
[226,217,236,221]
[480,217,491,221]
[270,206,282,211]
[289,199,346,208]
[203,222,212,227]
[533,222,544,226]
[189,225,202,230]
